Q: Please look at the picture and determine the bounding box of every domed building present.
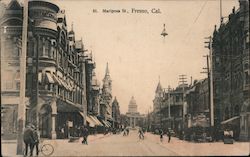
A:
[126,96,145,128]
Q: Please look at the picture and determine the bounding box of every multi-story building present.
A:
[126,96,145,128]
[212,0,249,141]
[1,0,89,139]
[152,80,164,129]
[91,69,100,116]
[186,79,210,121]
[112,97,121,128]
[185,78,210,139]
[100,63,112,122]
[155,82,189,137]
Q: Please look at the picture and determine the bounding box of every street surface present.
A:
[1,130,249,156]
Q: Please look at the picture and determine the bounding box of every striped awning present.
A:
[86,116,96,127]
[90,116,103,126]
[52,74,62,86]
[45,72,54,84]
[101,120,111,127]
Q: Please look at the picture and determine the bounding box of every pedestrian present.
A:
[138,128,144,140]
[160,129,163,142]
[32,125,40,156]
[82,126,89,145]
[167,129,171,143]
[23,123,35,156]
[127,128,129,136]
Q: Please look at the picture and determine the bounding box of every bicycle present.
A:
[23,142,54,156]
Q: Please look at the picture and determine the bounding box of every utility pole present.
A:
[16,0,28,155]
[35,34,40,130]
[167,85,171,129]
[167,86,171,119]
[220,0,223,24]
[201,55,211,125]
[179,74,187,136]
[204,36,214,127]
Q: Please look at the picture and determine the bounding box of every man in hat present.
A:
[23,124,35,156]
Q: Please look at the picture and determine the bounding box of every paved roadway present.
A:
[51,130,179,156]
[2,129,249,156]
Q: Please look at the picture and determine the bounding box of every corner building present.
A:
[1,0,88,139]
[212,0,249,141]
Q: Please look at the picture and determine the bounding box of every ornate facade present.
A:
[212,0,249,141]
[126,96,145,128]
[152,80,164,128]
[112,97,121,128]
[1,0,89,139]
[100,63,112,121]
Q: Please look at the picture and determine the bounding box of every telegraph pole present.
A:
[220,0,223,24]
[179,74,187,137]
[201,55,211,125]
[16,0,28,155]
[204,36,214,127]
[167,86,171,119]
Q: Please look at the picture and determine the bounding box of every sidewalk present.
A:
[1,133,111,157]
[144,132,250,156]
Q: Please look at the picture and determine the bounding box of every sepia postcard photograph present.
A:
[0,0,249,156]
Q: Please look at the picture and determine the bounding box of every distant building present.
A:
[100,63,112,122]
[212,0,249,141]
[185,79,210,129]
[112,97,121,128]
[153,81,189,136]
[91,69,101,116]
[126,96,145,128]
[152,80,164,129]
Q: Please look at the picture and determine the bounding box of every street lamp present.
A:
[161,23,168,38]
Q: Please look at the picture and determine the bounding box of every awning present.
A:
[68,82,74,91]
[221,116,240,125]
[78,111,85,118]
[86,115,96,127]
[52,74,62,86]
[101,120,111,127]
[45,72,55,84]
[59,78,70,90]
[90,116,103,126]
[89,116,100,126]
[106,121,112,127]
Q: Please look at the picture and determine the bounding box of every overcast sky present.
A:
[56,0,239,115]
[3,0,239,114]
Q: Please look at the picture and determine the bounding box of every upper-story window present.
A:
[58,50,62,68]
[44,40,50,57]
